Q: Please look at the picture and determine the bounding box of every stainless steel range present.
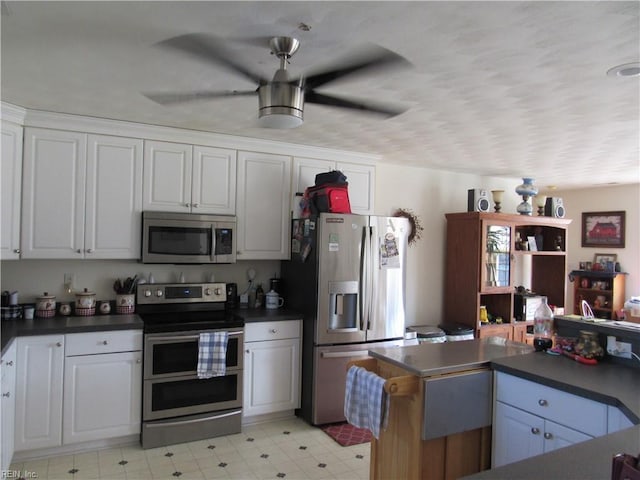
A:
[136,282,244,449]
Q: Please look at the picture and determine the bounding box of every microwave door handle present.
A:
[211,224,216,262]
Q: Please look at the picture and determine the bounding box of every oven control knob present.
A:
[204,288,212,296]
[144,289,152,297]
[155,289,163,297]
[214,287,222,296]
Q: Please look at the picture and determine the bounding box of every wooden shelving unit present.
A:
[444,212,572,342]
[569,270,627,320]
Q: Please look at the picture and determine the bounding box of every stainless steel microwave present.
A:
[141,212,236,264]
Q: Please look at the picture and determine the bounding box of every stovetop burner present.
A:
[136,282,244,333]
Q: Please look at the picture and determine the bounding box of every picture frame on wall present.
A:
[581,211,625,248]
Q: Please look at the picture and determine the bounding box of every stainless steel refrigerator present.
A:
[281,213,410,425]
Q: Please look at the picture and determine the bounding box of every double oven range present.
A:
[137,282,244,449]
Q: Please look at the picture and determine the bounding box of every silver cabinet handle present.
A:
[5,361,13,366]
[270,329,277,333]
[531,427,540,435]
[13,249,20,254]
[86,248,94,253]
[192,203,199,208]
[56,342,62,347]
[544,432,553,439]
[102,340,108,345]
[77,249,82,254]
[136,358,141,364]
[2,392,9,398]
[538,399,548,406]
[185,203,191,207]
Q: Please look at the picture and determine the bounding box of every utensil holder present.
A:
[116,294,135,314]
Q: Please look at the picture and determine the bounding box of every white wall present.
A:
[554,184,639,314]
[373,163,521,327]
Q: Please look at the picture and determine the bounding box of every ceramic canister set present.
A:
[35,289,113,318]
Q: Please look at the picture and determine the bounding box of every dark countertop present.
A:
[462,351,640,480]
[1,314,143,355]
[231,308,303,323]
[368,337,534,377]
[491,351,640,423]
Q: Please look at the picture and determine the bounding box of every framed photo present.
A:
[581,211,625,248]
[594,253,617,270]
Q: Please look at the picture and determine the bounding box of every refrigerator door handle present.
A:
[360,226,369,332]
[368,224,379,332]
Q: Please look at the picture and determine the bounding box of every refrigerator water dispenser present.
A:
[328,281,359,332]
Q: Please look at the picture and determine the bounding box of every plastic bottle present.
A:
[254,283,264,309]
[533,297,554,351]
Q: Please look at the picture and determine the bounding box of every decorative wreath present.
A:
[393,208,424,246]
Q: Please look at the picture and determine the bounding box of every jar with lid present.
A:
[574,330,604,360]
[533,296,553,351]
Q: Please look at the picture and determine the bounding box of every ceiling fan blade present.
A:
[144,89,257,105]
[305,91,408,117]
[298,44,411,90]
[156,33,267,86]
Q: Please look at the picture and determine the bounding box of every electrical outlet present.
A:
[607,336,632,359]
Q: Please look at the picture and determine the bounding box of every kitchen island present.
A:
[363,337,533,480]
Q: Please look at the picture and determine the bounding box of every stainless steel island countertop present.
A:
[367,337,534,377]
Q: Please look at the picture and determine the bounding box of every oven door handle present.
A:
[145,409,242,428]
[149,331,243,342]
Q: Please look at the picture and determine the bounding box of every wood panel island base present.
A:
[361,338,533,480]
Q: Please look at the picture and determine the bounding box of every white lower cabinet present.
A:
[14,330,142,454]
[493,372,612,468]
[63,331,142,444]
[1,340,18,470]
[15,335,65,451]
[243,321,301,419]
[493,401,592,466]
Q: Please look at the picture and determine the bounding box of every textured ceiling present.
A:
[1,1,639,190]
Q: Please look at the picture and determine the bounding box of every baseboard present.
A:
[242,410,297,426]
[12,434,139,462]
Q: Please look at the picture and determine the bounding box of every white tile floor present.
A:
[8,418,370,480]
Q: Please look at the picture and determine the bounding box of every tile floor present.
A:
[8,418,370,480]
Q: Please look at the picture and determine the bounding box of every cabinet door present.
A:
[243,338,301,417]
[143,140,192,212]
[481,221,512,293]
[542,418,592,454]
[15,335,65,451]
[337,162,375,214]
[478,323,512,340]
[292,157,335,193]
[21,128,87,258]
[493,401,544,467]
[63,351,142,444]
[85,135,143,259]
[1,341,17,471]
[192,146,236,214]
[237,151,291,259]
[1,122,23,260]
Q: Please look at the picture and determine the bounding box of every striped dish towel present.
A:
[344,365,390,439]
[197,332,228,379]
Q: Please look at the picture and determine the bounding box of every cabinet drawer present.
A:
[65,330,143,356]
[495,372,607,437]
[245,320,301,342]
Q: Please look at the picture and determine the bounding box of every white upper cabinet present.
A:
[1,121,23,260]
[237,151,291,259]
[292,157,375,215]
[143,140,236,214]
[21,128,143,259]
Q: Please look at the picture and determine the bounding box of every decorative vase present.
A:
[515,178,538,215]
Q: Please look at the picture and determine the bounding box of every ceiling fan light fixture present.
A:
[258,83,304,128]
[258,109,304,129]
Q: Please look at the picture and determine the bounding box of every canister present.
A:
[75,288,96,316]
[36,292,56,318]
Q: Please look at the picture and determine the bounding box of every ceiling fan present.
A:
[144,34,411,128]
